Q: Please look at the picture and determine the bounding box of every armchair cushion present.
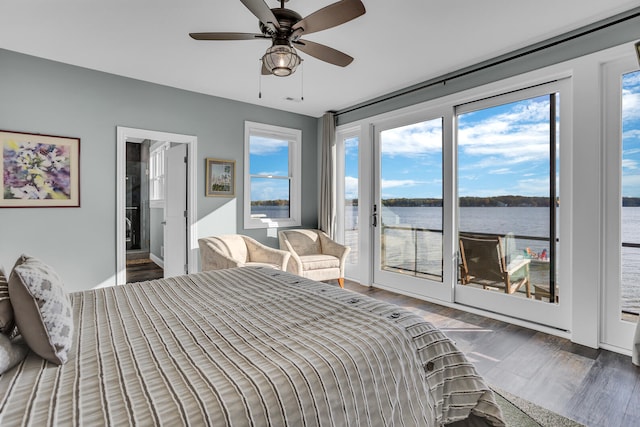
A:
[300,254,340,271]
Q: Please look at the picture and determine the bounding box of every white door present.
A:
[602,55,640,351]
[371,108,454,302]
[164,144,187,278]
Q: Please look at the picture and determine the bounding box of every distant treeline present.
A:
[255,196,640,207]
[251,199,290,206]
[346,196,557,207]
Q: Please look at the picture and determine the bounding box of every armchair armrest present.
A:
[280,239,304,275]
[318,232,351,261]
[243,237,291,271]
[198,240,243,271]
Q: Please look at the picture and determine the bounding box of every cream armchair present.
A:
[278,229,350,288]
[199,235,290,271]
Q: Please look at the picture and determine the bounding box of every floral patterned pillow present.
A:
[0,267,15,335]
[8,255,73,365]
[0,334,28,374]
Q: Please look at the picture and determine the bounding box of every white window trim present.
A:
[149,141,169,208]
[244,121,302,229]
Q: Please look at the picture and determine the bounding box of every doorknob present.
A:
[372,204,377,227]
[161,221,167,225]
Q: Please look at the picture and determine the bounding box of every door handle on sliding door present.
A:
[372,204,377,227]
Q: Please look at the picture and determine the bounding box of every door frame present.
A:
[116,126,198,285]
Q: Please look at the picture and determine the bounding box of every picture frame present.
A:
[1,130,80,208]
[205,158,235,197]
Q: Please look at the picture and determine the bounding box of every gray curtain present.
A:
[319,112,336,238]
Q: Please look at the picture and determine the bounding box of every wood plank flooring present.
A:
[126,259,164,283]
[339,279,640,427]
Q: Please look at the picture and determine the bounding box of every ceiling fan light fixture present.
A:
[262,44,301,77]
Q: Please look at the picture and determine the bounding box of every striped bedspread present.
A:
[0,267,504,426]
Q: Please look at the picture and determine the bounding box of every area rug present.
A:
[491,386,584,427]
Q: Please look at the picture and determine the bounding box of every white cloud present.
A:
[623,174,640,196]
[489,168,512,175]
[345,176,358,199]
[254,170,286,176]
[458,98,552,167]
[250,179,289,201]
[250,136,288,156]
[381,178,424,189]
[623,158,638,170]
[622,72,640,123]
[380,119,443,157]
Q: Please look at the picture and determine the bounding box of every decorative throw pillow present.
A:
[8,255,73,365]
[0,267,15,335]
[0,334,28,374]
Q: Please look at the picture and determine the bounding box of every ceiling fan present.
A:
[190,0,366,77]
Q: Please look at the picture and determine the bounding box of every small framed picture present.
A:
[205,158,235,197]
[1,130,80,207]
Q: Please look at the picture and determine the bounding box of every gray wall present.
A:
[0,48,318,292]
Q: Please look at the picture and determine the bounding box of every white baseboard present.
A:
[150,253,164,268]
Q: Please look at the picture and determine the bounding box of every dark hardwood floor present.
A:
[126,259,164,283]
[337,279,640,427]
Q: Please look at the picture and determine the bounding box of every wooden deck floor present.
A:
[340,279,640,427]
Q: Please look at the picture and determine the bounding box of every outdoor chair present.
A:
[459,234,531,297]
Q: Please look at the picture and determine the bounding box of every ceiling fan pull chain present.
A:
[300,61,304,101]
[258,60,263,98]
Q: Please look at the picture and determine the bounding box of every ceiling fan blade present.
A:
[189,32,267,41]
[292,0,365,35]
[239,0,280,32]
[294,39,354,67]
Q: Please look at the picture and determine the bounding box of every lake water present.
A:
[254,205,640,313]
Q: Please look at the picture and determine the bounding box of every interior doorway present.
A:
[116,127,198,285]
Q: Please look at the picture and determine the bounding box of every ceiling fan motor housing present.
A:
[259,8,302,38]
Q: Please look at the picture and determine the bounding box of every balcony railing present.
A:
[380,224,555,291]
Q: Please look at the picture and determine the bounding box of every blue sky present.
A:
[249,135,290,201]
[251,70,640,202]
[623,71,640,197]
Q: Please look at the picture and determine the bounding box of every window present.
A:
[456,86,561,303]
[149,141,169,207]
[378,118,444,281]
[244,121,301,229]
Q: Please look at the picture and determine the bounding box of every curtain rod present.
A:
[335,7,640,117]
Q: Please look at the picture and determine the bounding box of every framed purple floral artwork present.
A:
[1,130,80,207]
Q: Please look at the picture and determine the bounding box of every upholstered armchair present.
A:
[199,235,290,271]
[278,229,351,288]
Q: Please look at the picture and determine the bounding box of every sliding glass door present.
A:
[372,108,454,301]
[454,81,569,328]
[602,56,640,350]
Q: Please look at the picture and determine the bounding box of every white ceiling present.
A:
[2,0,639,118]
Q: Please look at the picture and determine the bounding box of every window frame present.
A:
[149,141,169,208]
[243,121,302,229]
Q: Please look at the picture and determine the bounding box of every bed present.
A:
[0,264,504,426]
